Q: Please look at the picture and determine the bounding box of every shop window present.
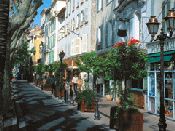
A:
[132,79,143,89]
[165,72,173,99]
[165,100,173,118]
[149,73,155,96]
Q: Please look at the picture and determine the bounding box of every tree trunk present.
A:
[0,0,10,130]
[3,39,11,116]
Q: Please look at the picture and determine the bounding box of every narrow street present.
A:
[11,81,109,131]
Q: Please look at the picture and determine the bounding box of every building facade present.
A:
[28,26,42,65]
[57,0,96,61]
[95,0,146,97]
[145,0,175,120]
[41,0,66,65]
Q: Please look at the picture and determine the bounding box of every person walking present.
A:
[72,74,78,97]
[64,81,70,103]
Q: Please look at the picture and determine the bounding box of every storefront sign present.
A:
[147,38,175,54]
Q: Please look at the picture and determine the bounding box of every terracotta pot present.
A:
[81,99,95,112]
[119,111,143,131]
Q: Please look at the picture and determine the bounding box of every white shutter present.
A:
[84,8,88,24]
[81,34,88,53]
[71,39,75,56]
[98,27,101,43]
[74,37,81,54]
[97,0,102,11]
[76,15,79,28]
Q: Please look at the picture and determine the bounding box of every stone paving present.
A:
[11,81,110,131]
[10,80,175,131]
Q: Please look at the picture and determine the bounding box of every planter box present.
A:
[119,111,143,131]
[43,84,52,91]
[81,99,95,112]
[110,107,143,131]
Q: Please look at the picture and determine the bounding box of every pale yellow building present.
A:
[28,26,42,65]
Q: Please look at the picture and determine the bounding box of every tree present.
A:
[76,51,106,89]
[108,38,147,106]
[1,0,42,118]
[0,0,10,121]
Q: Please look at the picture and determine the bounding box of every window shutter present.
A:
[71,39,75,56]
[74,37,81,54]
[107,22,112,46]
[84,8,88,24]
[105,24,108,47]
[81,34,88,53]
[76,15,79,28]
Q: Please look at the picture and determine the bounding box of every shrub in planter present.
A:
[76,89,96,112]
[110,93,143,131]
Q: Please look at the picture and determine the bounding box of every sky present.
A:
[33,0,52,26]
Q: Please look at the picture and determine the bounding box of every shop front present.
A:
[147,39,175,120]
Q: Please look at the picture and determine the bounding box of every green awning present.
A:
[148,55,173,63]
[149,50,175,57]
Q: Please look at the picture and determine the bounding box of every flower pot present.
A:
[81,99,95,112]
[43,84,52,91]
[119,110,143,131]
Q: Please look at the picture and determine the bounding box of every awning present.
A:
[148,55,173,63]
[148,50,175,63]
[149,50,175,57]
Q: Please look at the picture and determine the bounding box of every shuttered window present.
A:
[81,34,88,53]
[97,0,102,12]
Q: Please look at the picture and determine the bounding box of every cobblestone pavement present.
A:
[11,81,111,131]
[98,98,175,131]
[10,80,175,131]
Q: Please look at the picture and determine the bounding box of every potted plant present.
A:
[108,38,147,131]
[76,89,96,112]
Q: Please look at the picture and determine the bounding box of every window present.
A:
[132,79,143,89]
[96,26,102,50]
[106,0,111,5]
[107,21,112,47]
[80,0,84,4]
[80,10,84,26]
[97,0,102,12]
[112,20,118,44]
[68,1,70,15]
[76,0,79,8]
[84,8,88,24]
[76,15,79,28]
[81,34,88,53]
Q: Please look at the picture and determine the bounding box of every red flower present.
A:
[112,41,125,48]
[128,38,139,46]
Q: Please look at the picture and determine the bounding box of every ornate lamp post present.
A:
[146,9,175,131]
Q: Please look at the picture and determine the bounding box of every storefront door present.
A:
[148,71,175,120]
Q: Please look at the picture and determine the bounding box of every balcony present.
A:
[146,37,175,54]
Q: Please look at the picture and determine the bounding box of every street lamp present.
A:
[146,9,175,131]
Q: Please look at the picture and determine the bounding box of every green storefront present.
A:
[147,49,175,120]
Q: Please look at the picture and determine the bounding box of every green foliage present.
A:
[76,51,106,76]
[34,64,45,75]
[76,89,96,107]
[12,41,30,66]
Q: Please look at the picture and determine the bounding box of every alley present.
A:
[11,81,109,131]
